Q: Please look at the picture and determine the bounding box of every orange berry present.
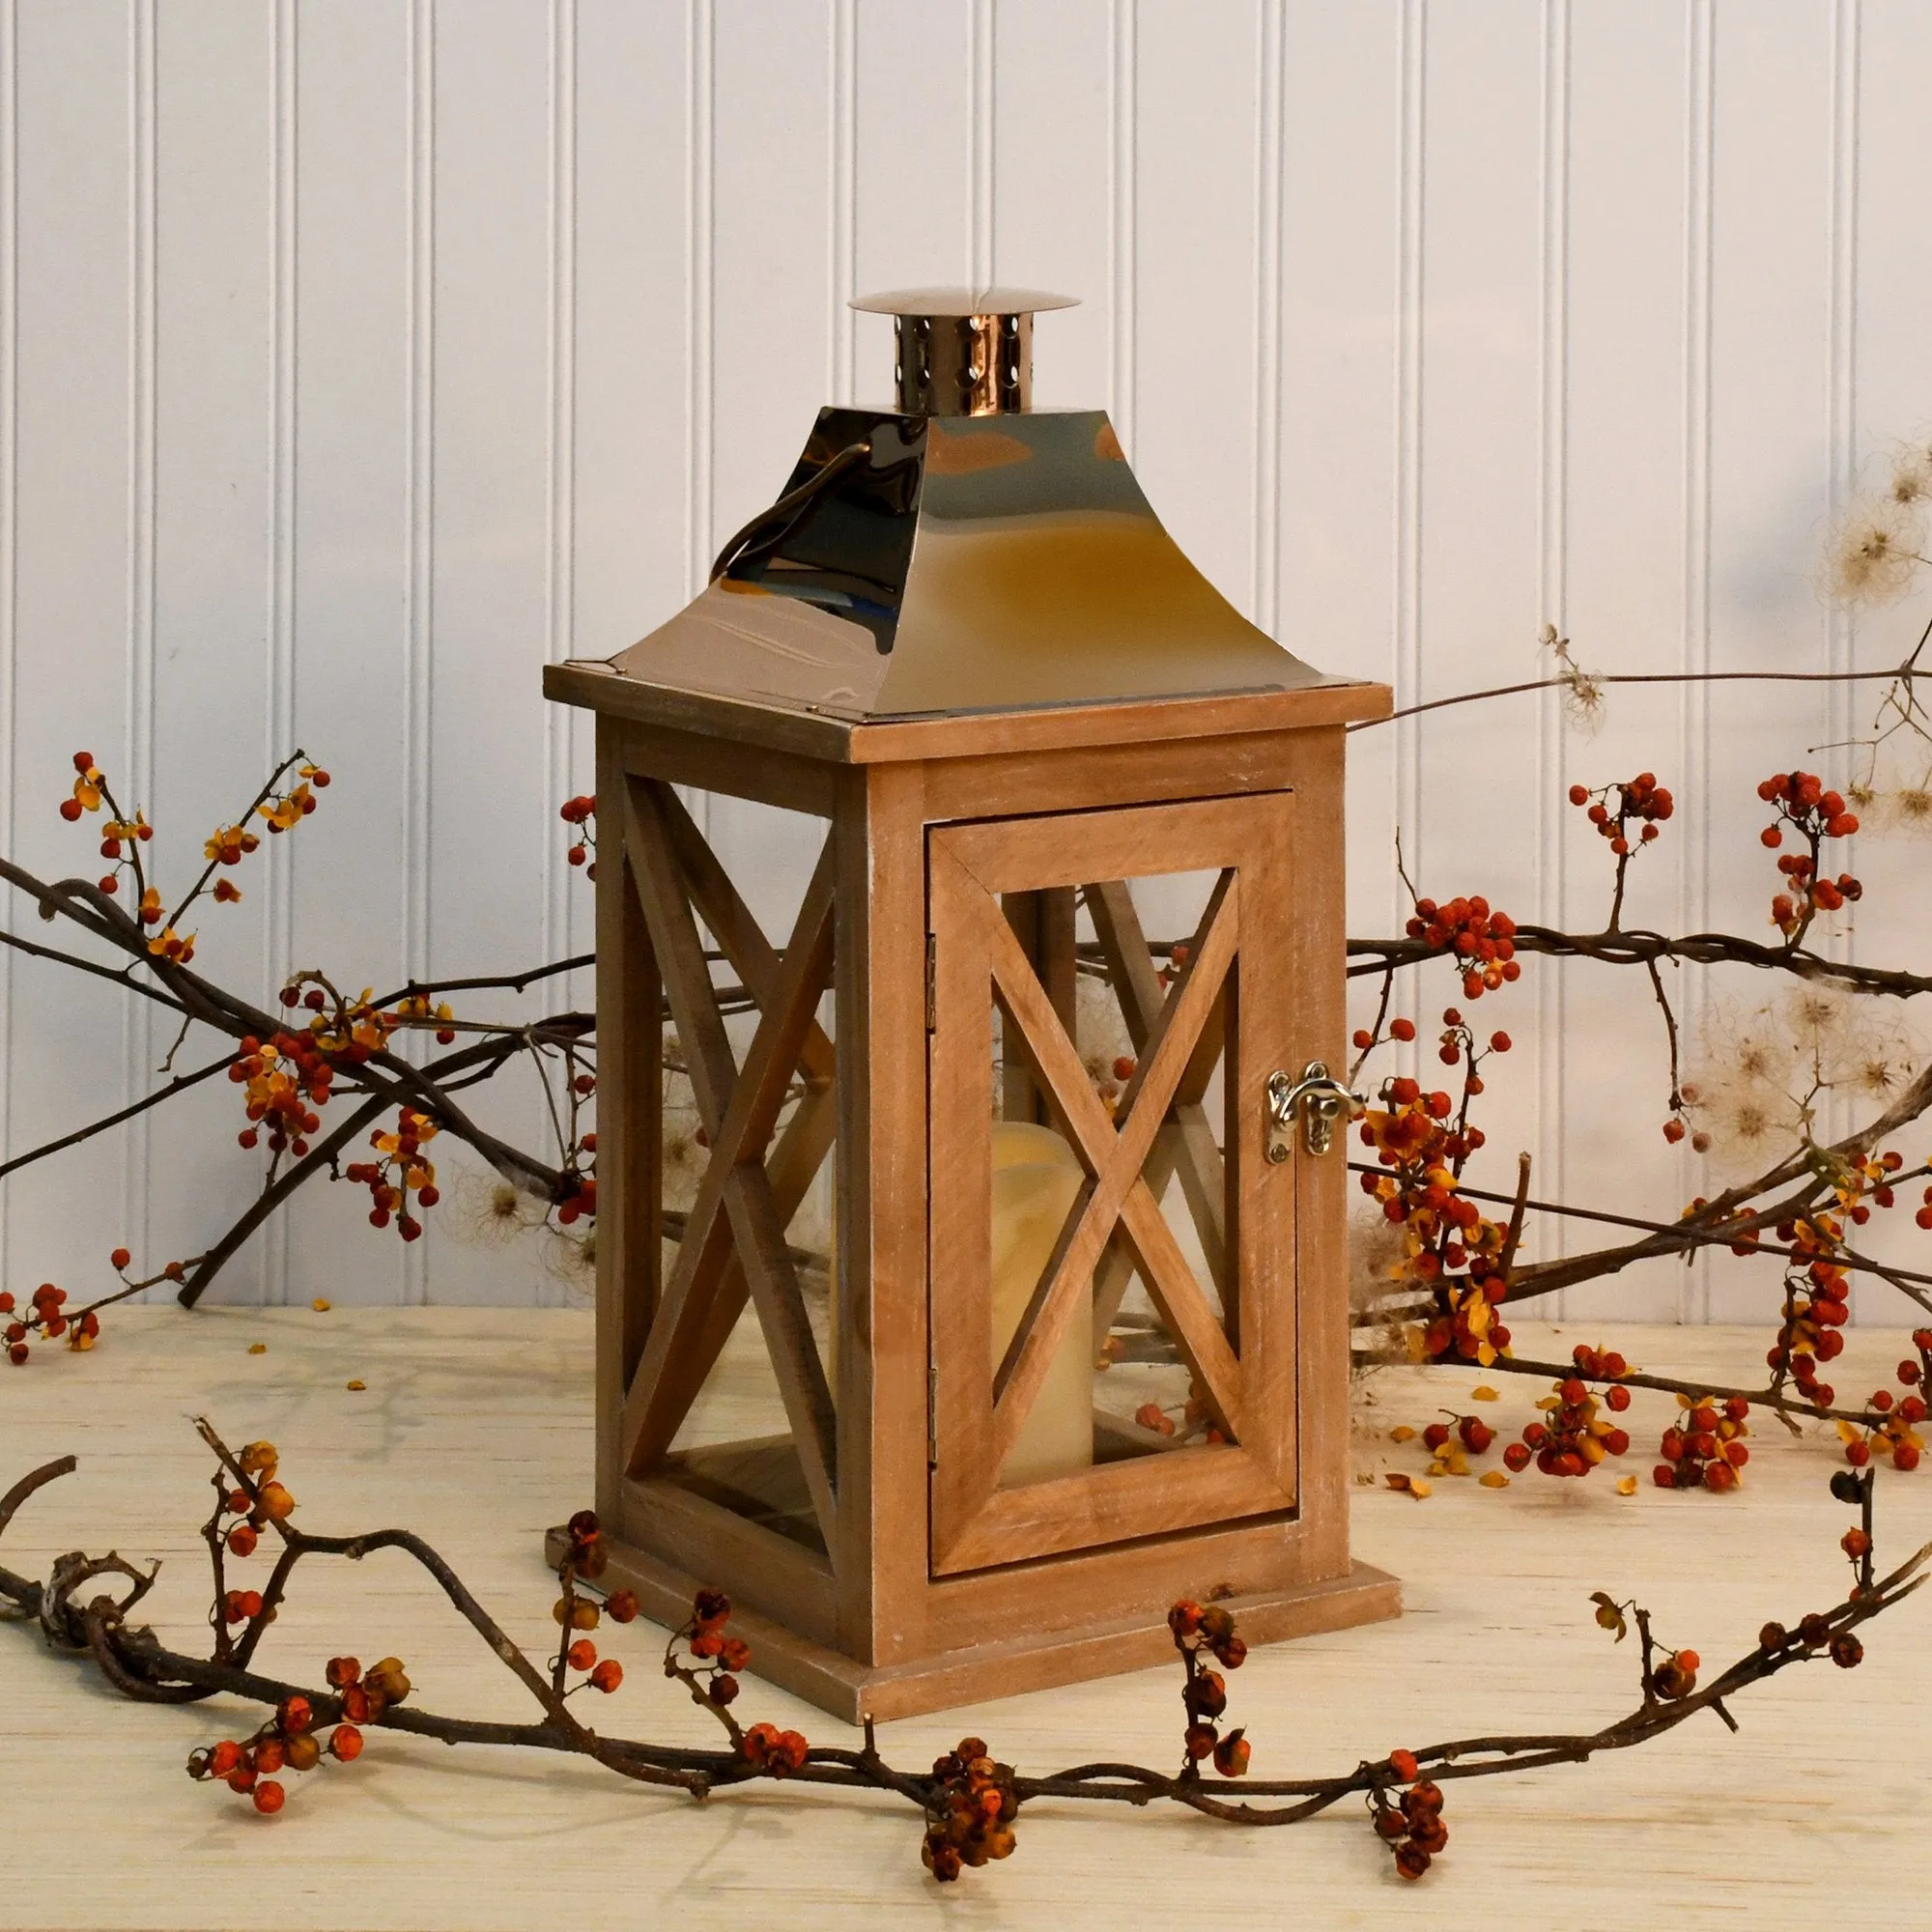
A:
[589,1659,623,1692]
[252,1778,285,1814]
[327,1723,363,1761]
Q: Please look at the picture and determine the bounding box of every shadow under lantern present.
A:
[543,287,1398,1721]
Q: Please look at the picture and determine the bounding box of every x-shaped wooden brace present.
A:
[616,778,838,1546]
[959,859,1247,1489]
[1085,879,1230,1340]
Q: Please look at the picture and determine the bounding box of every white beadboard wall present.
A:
[2,0,1928,1319]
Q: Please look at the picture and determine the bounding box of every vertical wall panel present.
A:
[989,0,1114,407]
[4,2,137,1293]
[420,0,554,1305]
[1701,0,1833,1321]
[1280,2,1402,989]
[850,1,972,414]
[143,0,277,1301]
[1128,0,1261,607]
[282,0,412,1310]
[569,5,688,730]
[1556,0,1693,1322]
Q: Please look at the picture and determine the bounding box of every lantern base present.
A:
[544,1524,1399,1725]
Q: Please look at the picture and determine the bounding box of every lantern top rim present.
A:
[544,652,1391,767]
[849,286,1079,318]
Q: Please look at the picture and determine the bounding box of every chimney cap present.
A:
[850,286,1078,319]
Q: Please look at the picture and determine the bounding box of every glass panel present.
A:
[987,871,1236,1489]
[658,1034,838,1557]
[648,788,837,1558]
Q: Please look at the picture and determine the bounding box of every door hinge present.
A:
[927,1361,939,1465]
[924,933,937,1032]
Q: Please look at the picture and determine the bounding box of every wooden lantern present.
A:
[543,290,1397,1721]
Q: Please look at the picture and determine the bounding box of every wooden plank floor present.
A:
[2,1307,1928,1928]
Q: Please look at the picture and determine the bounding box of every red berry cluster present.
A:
[1835,1342,1927,1471]
[1167,1599,1252,1776]
[743,1720,810,1776]
[1424,1412,1496,1460]
[393,990,459,1046]
[277,974,399,1062]
[668,1582,748,1709]
[1359,1086,1511,1366]
[257,762,330,835]
[326,1653,413,1726]
[1434,1008,1512,1087]
[560,794,598,880]
[231,1030,333,1160]
[549,1511,632,1694]
[58,753,155,903]
[345,1107,440,1241]
[1569,771,1674,855]
[556,1071,598,1226]
[1647,1645,1701,1701]
[220,1439,298,1563]
[187,1694,365,1817]
[1,1281,101,1365]
[1374,1755,1448,1881]
[1404,895,1520,1000]
[923,1737,1020,1880]
[1503,1350,1632,1478]
[1654,1395,1750,1492]
[1767,1202,1863,1406]
[1756,771,1861,938]
[1759,1610,1863,1671]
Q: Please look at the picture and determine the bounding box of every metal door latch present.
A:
[1265,1063,1359,1163]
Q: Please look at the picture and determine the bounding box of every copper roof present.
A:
[580,406,1337,724]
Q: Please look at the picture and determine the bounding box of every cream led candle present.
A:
[989,1122,1094,1485]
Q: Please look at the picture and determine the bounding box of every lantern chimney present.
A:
[849,286,1078,415]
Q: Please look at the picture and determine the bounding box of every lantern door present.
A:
[925,793,1300,1577]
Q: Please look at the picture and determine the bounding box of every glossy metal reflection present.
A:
[601,407,1323,721]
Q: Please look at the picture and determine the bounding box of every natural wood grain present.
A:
[1284,727,1350,1576]
[925,836,1000,1577]
[933,1441,1295,1577]
[833,760,933,1666]
[593,720,661,1525]
[615,715,839,818]
[545,659,1392,766]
